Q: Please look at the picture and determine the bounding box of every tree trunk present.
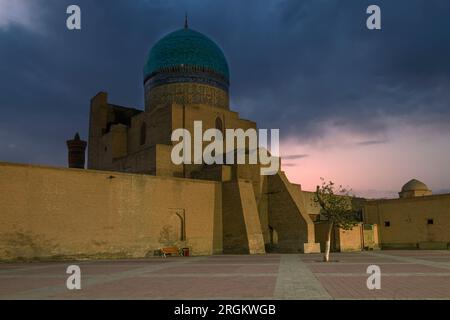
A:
[324,222,334,262]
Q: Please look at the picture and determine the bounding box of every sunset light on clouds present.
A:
[1,0,450,199]
[280,119,450,198]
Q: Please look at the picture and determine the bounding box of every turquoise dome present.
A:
[143,28,229,82]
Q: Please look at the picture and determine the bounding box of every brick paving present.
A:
[310,251,450,299]
[0,251,449,299]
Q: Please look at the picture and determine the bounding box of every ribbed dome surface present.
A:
[144,28,229,81]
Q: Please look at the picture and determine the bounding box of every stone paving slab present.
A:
[376,250,450,256]
[419,257,450,262]
[307,263,450,274]
[0,277,64,295]
[1,257,206,299]
[274,255,331,300]
[0,251,449,299]
[151,264,279,274]
[52,275,278,299]
[300,254,399,264]
[316,275,450,299]
[303,251,450,299]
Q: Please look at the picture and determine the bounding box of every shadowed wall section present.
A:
[267,172,320,253]
[222,180,265,254]
[0,162,222,261]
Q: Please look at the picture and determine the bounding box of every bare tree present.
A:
[315,178,359,262]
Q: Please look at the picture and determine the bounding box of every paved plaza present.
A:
[1,250,449,299]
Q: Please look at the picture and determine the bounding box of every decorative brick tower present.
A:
[66,133,87,169]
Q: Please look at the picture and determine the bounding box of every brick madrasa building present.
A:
[0,22,322,260]
[1,23,449,261]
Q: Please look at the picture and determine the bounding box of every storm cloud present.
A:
[1,0,450,168]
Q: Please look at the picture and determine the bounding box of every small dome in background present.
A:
[401,179,430,192]
[399,179,432,198]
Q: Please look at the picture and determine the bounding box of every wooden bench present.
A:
[160,246,181,258]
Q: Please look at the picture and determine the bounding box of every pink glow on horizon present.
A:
[279,121,450,198]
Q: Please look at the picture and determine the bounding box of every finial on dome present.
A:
[184,12,188,29]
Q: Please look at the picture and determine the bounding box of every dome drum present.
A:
[144,64,229,93]
[143,27,230,111]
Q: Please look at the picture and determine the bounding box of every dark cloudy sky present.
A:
[1,0,450,197]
